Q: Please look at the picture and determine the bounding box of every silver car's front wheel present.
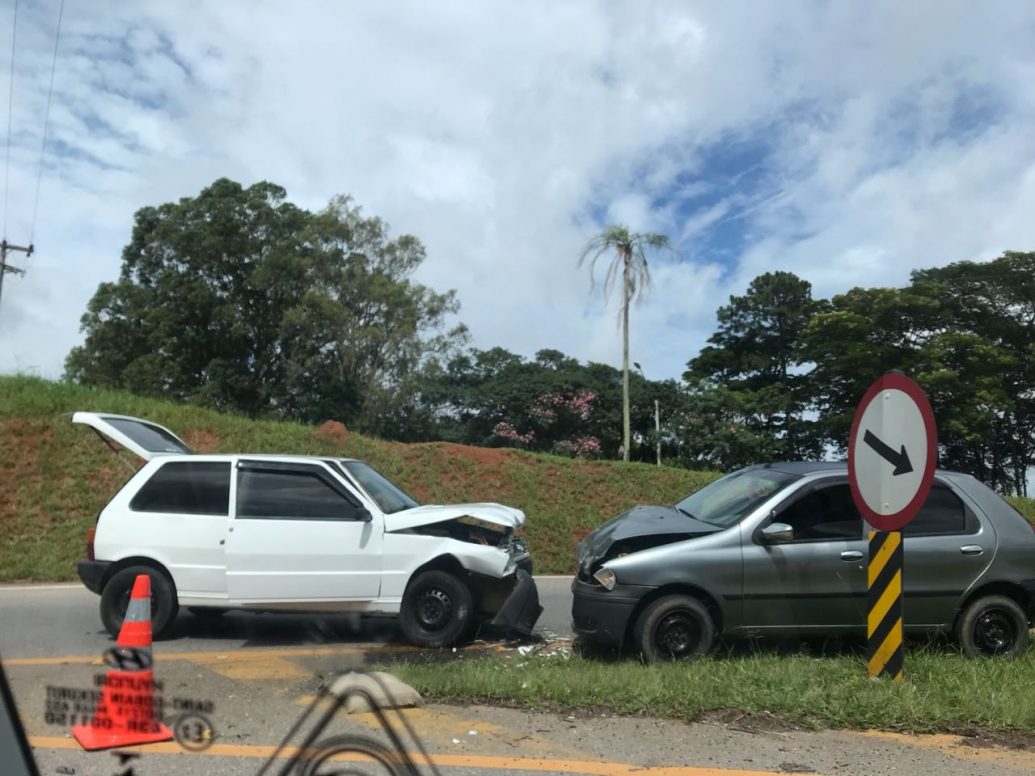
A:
[633,594,716,663]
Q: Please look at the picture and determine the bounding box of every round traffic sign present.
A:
[848,372,937,532]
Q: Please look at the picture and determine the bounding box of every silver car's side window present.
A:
[773,482,864,542]
[901,481,979,536]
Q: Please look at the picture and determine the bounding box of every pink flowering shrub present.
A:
[494,390,600,456]
[570,434,603,457]
[492,421,534,446]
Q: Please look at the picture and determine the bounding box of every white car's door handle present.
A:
[960,545,983,556]
[840,550,864,561]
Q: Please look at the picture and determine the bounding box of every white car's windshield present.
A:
[341,460,420,514]
[675,468,799,528]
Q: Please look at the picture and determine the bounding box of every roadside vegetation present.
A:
[395,647,1035,735]
[0,375,713,582]
[58,179,1035,495]
[2,374,1033,582]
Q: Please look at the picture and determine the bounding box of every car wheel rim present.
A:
[655,611,701,659]
[416,588,452,631]
[974,609,1017,655]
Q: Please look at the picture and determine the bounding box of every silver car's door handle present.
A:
[960,545,983,556]
[840,550,864,561]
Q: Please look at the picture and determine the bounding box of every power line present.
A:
[29,0,63,246]
[3,0,19,239]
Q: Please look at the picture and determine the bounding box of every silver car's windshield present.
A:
[675,468,800,528]
[341,461,420,514]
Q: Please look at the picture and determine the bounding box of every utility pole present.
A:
[0,239,32,313]
[634,361,663,467]
[654,397,661,467]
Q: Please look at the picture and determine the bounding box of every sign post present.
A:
[847,372,937,680]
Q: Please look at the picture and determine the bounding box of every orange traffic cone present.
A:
[72,574,174,750]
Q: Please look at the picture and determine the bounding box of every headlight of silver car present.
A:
[592,567,616,590]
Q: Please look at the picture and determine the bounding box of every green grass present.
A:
[0,376,714,582]
[393,648,1035,734]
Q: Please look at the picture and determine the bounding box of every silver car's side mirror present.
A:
[760,522,794,544]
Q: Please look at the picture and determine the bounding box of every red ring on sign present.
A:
[848,372,937,532]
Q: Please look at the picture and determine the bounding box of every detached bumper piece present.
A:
[490,569,543,637]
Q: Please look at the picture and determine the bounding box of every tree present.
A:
[687,271,826,460]
[668,380,783,470]
[803,252,1035,494]
[66,179,467,429]
[65,179,310,415]
[911,252,1035,494]
[277,195,466,430]
[578,225,674,461]
[803,285,941,452]
[415,346,675,459]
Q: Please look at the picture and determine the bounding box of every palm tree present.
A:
[578,225,673,462]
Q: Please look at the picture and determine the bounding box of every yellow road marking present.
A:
[27,735,790,775]
[2,642,438,667]
[867,531,900,587]
[861,730,1035,773]
[191,654,309,680]
[294,698,597,761]
[866,569,901,634]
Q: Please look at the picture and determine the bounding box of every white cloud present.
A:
[1,0,1035,389]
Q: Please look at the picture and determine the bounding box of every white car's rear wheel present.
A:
[99,565,179,640]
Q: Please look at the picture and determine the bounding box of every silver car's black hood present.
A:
[577,505,721,572]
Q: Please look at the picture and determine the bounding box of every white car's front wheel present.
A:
[399,570,473,648]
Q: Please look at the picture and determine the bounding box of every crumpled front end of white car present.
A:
[386,503,542,636]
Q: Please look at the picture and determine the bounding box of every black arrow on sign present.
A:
[863,430,913,475]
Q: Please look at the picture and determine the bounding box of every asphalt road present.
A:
[0,576,575,660]
[4,579,1035,776]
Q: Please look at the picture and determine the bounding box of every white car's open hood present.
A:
[386,503,525,532]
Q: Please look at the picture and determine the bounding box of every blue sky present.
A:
[2,1,1035,384]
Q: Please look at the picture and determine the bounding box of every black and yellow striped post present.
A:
[867,530,903,680]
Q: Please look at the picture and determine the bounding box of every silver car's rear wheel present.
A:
[956,595,1030,658]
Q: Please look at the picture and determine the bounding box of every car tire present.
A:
[100,565,179,641]
[955,595,1030,658]
[399,570,473,648]
[634,594,716,663]
[187,606,226,619]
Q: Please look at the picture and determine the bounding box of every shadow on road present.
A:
[159,610,406,647]
[575,632,961,662]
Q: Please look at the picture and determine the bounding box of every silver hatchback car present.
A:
[573,462,1035,661]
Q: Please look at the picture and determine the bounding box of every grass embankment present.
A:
[3,375,1034,582]
[395,648,1035,735]
[0,376,714,582]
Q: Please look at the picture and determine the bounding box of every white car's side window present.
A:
[235,462,369,522]
[129,461,231,516]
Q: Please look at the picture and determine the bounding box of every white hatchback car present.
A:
[73,412,541,647]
